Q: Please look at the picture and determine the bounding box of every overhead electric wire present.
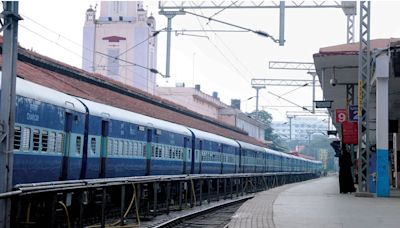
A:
[199,8,256,78]
[206,0,239,22]
[183,10,278,43]
[279,83,309,97]
[268,91,312,113]
[19,15,166,81]
[189,4,251,85]
[19,24,84,60]
[116,27,165,59]
[19,24,153,86]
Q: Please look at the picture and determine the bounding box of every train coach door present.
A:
[145,128,152,176]
[220,144,223,174]
[99,120,109,178]
[183,137,188,174]
[199,140,203,174]
[60,112,73,181]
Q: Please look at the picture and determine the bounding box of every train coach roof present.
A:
[0,73,86,113]
[264,148,283,156]
[188,127,238,147]
[237,140,265,152]
[78,98,192,136]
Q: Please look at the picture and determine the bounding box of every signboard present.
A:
[348,105,358,122]
[342,121,358,144]
[315,100,333,108]
[335,109,347,123]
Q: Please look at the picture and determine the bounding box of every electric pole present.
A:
[0,2,21,227]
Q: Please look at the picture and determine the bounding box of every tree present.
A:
[250,110,288,151]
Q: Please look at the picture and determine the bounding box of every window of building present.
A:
[107,49,120,76]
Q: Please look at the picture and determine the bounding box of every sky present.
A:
[14,1,400,122]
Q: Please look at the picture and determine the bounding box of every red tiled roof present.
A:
[314,38,400,57]
[0,38,267,147]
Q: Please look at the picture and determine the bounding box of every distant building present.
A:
[272,117,328,142]
[82,1,157,94]
[156,85,266,142]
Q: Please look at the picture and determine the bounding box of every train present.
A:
[1,75,322,185]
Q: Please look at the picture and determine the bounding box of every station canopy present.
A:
[313,38,400,140]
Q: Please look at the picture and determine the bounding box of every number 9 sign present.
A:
[335,109,347,123]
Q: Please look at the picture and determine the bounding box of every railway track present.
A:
[154,197,252,228]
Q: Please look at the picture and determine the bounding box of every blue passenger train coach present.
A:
[0,75,322,185]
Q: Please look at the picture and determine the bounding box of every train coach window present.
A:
[56,133,64,154]
[128,141,133,156]
[133,142,138,156]
[113,140,118,155]
[142,143,146,157]
[22,128,31,151]
[118,141,123,155]
[90,138,96,154]
[108,139,113,154]
[123,141,128,156]
[76,136,81,154]
[32,129,40,151]
[41,130,48,152]
[48,132,56,152]
[13,126,21,150]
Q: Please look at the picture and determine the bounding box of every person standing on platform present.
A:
[339,145,356,193]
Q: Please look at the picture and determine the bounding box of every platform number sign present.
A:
[348,105,358,122]
[335,109,347,123]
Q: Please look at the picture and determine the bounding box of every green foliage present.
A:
[250,110,288,151]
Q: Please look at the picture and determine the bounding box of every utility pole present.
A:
[0,2,21,227]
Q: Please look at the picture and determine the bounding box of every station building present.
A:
[82,1,157,94]
[156,85,267,143]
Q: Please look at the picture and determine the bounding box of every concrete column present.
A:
[375,54,390,197]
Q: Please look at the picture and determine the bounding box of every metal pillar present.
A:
[341,1,356,43]
[375,53,390,197]
[287,116,294,141]
[279,1,285,46]
[0,2,20,228]
[357,1,371,193]
[159,10,185,78]
[252,85,265,119]
[347,15,355,43]
[309,72,317,114]
[165,16,173,78]
[346,84,356,181]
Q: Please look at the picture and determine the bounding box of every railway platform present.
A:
[227,176,400,228]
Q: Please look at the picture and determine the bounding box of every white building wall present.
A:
[82,1,157,94]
